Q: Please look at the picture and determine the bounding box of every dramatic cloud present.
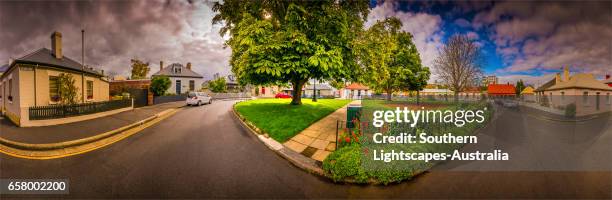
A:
[0,0,231,79]
[367,1,444,80]
[497,74,556,87]
[454,18,471,28]
[474,1,612,78]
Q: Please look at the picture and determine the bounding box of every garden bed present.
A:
[323,100,493,184]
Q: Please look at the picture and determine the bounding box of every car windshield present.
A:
[188,92,197,98]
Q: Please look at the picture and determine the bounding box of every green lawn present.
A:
[235,98,352,142]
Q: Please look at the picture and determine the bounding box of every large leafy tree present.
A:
[130,59,150,80]
[213,0,369,105]
[356,17,427,101]
[406,67,430,105]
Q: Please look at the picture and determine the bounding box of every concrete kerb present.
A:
[0,107,182,159]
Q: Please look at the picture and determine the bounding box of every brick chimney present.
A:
[606,74,610,80]
[160,61,164,71]
[186,62,192,70]
[51,31,62,59]
[555,73,561,84]
[563,66,569,81]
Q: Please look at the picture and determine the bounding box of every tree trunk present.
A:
[454,91,459,103]
[416,91,420,105]
[291,79,307,105]
[386,88,392,101]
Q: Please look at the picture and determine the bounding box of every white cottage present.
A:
[152,61,203,95]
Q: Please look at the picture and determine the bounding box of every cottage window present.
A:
[583,91,588,105]
[174,67,181,74]
[189,80,195,91]
[86,80,94,100]
[49,76,60,102]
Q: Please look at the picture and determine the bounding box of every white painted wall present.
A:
[167,77,204,95]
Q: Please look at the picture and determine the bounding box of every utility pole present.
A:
[81,29,85,103]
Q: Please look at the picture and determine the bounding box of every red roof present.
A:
[344,83,369,90]
[487,84,516,95]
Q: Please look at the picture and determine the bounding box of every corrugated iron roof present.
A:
[547,73,612,91]
[9,48,102,76]
[344,83,369,90]
[488,84,516,94]
[152,63,203,78]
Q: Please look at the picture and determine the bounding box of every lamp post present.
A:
[312,79,317,102]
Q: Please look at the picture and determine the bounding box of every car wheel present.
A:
[198,101,202,106]
[209,99,212,104]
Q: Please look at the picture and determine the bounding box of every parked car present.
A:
[275,93,292,99]
[502,99,518,108]
[186,92,212,106]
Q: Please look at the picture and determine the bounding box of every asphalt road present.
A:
[1,100,610,199]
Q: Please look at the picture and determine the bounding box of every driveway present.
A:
[0,100,609,198]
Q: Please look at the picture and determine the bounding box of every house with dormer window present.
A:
[151,61,203,95]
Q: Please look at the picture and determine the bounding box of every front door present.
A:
[176,80,181,94]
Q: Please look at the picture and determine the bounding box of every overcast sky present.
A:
[0,0,610,86]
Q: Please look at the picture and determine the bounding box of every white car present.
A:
[186,92,212,106]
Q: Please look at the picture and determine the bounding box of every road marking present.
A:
[0,108,181,160]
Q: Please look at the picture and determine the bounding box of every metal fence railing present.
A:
[335,119,463,150]
[210,92,251,99]
[153,94,187,105]
[29,99,132,120]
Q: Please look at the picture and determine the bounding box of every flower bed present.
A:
[323,100,493,184]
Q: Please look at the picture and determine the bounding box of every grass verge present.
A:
[235,98,352,142]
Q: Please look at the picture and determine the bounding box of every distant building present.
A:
[459,87,482,100]
[603,75,612,87]
[340,83,371,99]
[539,67,611,115]
[487,83,516,97]
[211,73,242,92]
[252,85,282,98]
[152,61,203,95]
[520,86,535,102]
[303,83,333,98]
[420,88,453,96]
[482,75,498,86]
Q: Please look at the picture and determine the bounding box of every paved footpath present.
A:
[283,100,360,162]
[0,101,184,144]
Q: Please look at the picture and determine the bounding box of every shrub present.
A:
[565,103,576,118]
[150,76,171,96]
[209,78,227,93]
[322,145,368,182]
